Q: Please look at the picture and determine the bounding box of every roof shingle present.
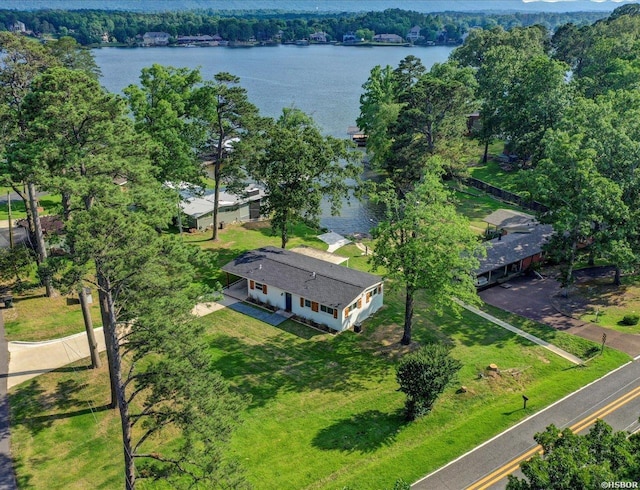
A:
[221,246,382,309]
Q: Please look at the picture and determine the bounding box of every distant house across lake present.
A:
[373,33,404,43]
[342,31,358,43]
[310,31,329,43]
[406,26,422,43]
[142,32,170,46]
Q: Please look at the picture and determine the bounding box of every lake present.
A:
[94,44,456,235]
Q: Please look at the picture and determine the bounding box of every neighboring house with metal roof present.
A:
[475,224,553,288]
[180,186,265,230]
[221,246,384,332]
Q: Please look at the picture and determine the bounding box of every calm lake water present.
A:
[94,44,455,235]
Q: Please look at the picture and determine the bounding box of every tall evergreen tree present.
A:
[191,72,261,240]
[125,63,203,185]
[16,66,247,489]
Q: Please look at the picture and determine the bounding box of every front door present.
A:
[285,292,292,312]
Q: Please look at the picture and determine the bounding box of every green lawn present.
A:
[467,159,524,192]
[451,185,524,235]
[3,287,103,341]
[9,281,628,489]
[5,215,632,489]
[0,194,62,221]
[480,304,604,359]
[572,274,640,334]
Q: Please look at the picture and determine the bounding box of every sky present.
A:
[3,0,638,12]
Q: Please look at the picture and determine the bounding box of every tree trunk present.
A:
[98,275,118,409]
[281,221,288,249]
[62,191,72,221]
[102,278,135,489]
[211,160,221,241]
[11,183,34,241]
[483,140,489,164]
[401,287,414,345]
[614,266,621,286]
[79,287,101,369]
[561,240,578,298]
[27,181,53,297]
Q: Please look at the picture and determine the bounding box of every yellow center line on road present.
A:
[466,384,640,490]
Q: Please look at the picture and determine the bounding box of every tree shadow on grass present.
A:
[9,454,26,489]
[208,331,392,409]
[10,379,110,436]
[312,409,406,453]
[243,220,325,244]
[438,312,514,349]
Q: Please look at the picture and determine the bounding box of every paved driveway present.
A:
[480,275,640,357]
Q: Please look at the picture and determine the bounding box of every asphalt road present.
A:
[0,226,27,249]
[0,310,17,490]
[413,359,640,490]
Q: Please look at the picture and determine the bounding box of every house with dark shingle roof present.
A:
[475,224,553,288]
[221,246,384,332]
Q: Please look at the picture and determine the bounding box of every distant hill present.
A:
[0,0,633,13]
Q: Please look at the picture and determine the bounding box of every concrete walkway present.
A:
[228,302,292,326]
[454,299,584,365]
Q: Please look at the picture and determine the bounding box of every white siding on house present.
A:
[245,280,384,332]
[247,279,286,311]
[339,284,384,331]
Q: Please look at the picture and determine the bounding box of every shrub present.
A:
[396,343,462,420]
[621,314,639,326]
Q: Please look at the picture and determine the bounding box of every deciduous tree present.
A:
[526,130,628,293]
[507,420,638,489]
[369,170,483,345]
[250,108,360,248]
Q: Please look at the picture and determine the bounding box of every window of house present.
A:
[320,305,334,315]
[304,299,311,308]
[255,283,263,291]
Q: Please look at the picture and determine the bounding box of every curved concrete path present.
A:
[7,328,107,390]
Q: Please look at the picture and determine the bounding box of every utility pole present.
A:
[7,192,13,249]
